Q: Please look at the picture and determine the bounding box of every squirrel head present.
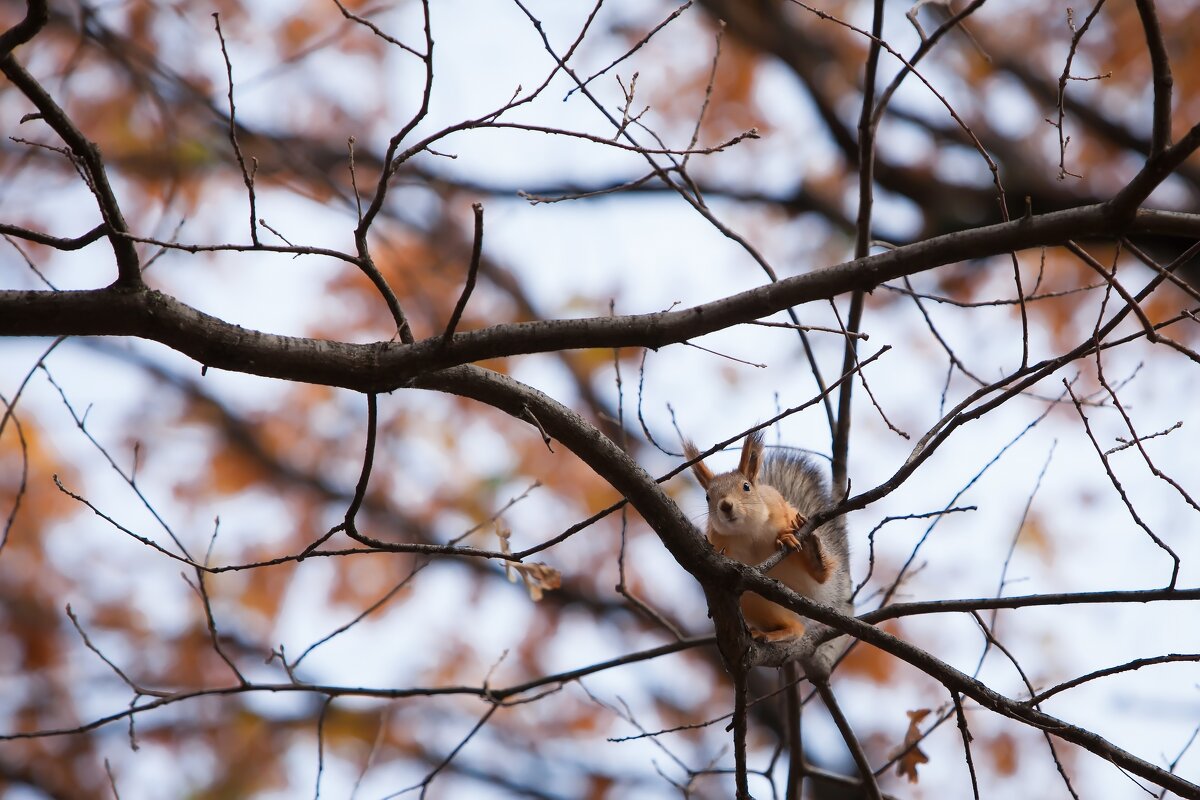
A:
[682,431,775,537]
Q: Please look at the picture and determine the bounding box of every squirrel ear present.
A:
[739,430,764,482]
[682,440,715,489]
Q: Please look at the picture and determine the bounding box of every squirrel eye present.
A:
[743,482,751,491]
[704,493,710,502]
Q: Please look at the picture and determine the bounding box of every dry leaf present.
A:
[498,524,515,582]
[513,562,562,602]
[497,524,560,601]
[991,731,1019,776]
[889,708,932,784]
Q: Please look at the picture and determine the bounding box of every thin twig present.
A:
[569,1,694,98]
[1062,379,1180,587]
[1029,653,1200,706]
[182,568,247,685]
[212,13,259,246]
[344,392,378,534]
[951,691,980,799]
[746,319,868,338]
[64,604,160,696]
[612,331,685,639]
[388,704,499,799]
[332,0,422,56]
[814,679,881,800]
[314,696,333,800]
[104,758,122,799]
[1095,357,1199,512]
[831,0,885,495]
[681,17,722,177]
[42,368,192,560]
[443,203,484,342]
[1158,722,1200,800]
[347,136,363,222]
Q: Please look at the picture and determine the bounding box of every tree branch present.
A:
[410,364,1200,797]
[862,587,1200,624]
[1134,0,1174,157]
[0,0,47,60]
[740,573,1200,797]
[0,51,142,287]
[2,206,1197,389]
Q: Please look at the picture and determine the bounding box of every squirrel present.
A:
[682,431,852,644]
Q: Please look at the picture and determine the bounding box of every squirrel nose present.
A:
[718,499,733,515]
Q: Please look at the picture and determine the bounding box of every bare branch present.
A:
[0,52,142,286]
[3,207,1198,390]
[814,679,881,800]
[212,13,259,246]
[443,203,484,342]
[1134,0,1174,156]
[1063,379,1180,587]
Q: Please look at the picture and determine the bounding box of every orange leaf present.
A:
[991,731,1019,776]
[889,708,931,784]
[208,444,268,495]
[840,620,903,682]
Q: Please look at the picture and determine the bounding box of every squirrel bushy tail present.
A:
[759,450,853,615]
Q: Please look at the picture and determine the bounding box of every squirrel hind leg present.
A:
[800,536,832,583]
[752,621,807,642]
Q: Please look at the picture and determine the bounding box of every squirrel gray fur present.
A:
[683,432,852,671]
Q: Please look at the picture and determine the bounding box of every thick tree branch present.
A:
[2,207,1197,389]
[1107,124,1200,221]
[0,0,47,60]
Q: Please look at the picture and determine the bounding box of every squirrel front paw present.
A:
[776,510,808,550]
[777,530,801,550]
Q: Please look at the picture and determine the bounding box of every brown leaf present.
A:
[889,708,932,784]
[498,525,561,601]
[1017,511,1054,559]
[513,562,562,602]
[991,731,1019,776]
[840,621,903,683]
[208,444,268,495]
[501,522,561,597]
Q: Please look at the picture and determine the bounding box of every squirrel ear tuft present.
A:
[682,440,715,489]
[739,430,764,482]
